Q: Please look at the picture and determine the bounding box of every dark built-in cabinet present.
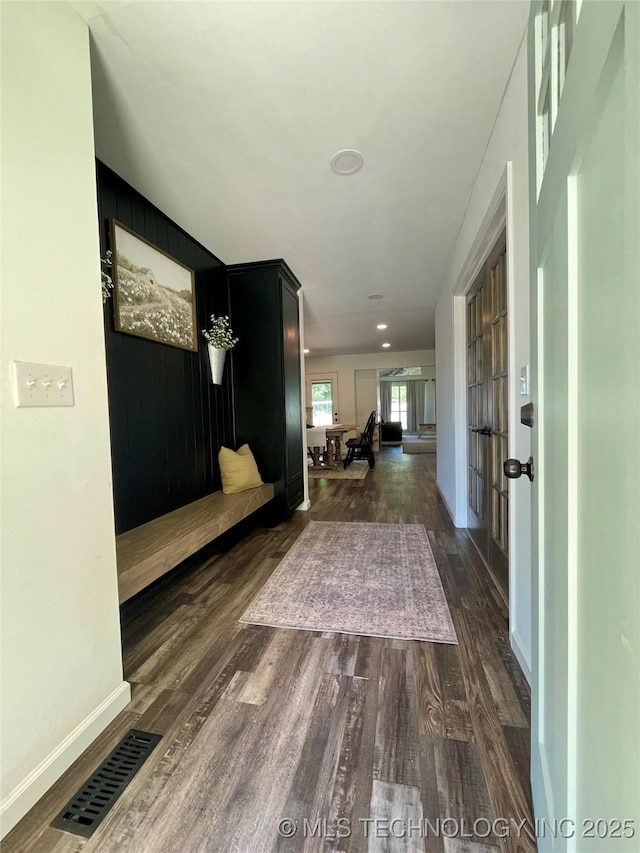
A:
[227,260,304,518]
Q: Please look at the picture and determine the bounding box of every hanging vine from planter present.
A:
[101,250,113,302]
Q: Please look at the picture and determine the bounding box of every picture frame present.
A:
[109,219,197,352]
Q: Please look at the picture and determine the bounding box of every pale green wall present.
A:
[0,1,128,835]
[528,2,639,847]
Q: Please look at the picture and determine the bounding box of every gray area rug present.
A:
[402,439,437,454]
[240,521,457,644]
[308,466,368,480]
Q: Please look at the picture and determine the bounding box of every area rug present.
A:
[240,521,457,644]
[402,440,437,454]
[308,466,369,480]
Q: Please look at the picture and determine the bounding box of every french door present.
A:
[466,230,509,595]
[529,2,639,847]
[390,382,408,430]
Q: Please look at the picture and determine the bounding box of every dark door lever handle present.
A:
[504,457,534,482]
[471,426,492,436]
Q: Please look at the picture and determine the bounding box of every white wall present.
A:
[434,34,532,680]
[354,369,378,430]
[305,350,436,427]
[0,2,129,835]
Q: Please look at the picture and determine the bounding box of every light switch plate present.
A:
[520,365,530,396]
[12,361,74,407]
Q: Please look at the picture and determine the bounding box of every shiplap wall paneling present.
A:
[97,162,233,534]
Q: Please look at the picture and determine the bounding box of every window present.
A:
[535,0,577,193]
[380,367,422,378]
[311,381,333,426]
[390,383,407,430]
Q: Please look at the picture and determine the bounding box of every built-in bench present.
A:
[116,483,275,603]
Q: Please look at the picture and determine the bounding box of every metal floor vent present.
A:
[51,729,162,838]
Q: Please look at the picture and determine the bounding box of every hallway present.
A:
[5,450,534,852]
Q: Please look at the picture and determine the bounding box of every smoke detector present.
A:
[330,149,364,176]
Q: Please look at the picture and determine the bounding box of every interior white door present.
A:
[529,2,639,849]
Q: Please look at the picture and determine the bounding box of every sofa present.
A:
[379,420,403,445]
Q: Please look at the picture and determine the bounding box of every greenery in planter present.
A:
[101,250,113,302]
[202,315,239,350]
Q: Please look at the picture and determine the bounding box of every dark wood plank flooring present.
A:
[4,449,534,852]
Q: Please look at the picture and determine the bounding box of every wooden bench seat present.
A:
[116,483,275,603]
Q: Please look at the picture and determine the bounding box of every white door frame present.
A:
[305,372,339,425]
[297,291,311,512]
[452,164,532,682]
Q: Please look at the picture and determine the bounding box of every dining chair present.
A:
[343,411,376,469]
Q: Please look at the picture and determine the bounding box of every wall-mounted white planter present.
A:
[207,344,226,385]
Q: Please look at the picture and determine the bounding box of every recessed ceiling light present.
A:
[303,349,310,354]
[376,323,387,330]
[330,149,364,176]
[382,342,391,348]
[368,294,383,300]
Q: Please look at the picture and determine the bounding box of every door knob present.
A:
[504,457,534,482]
[471,426,492,436]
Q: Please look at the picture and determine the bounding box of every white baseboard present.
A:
[510,627,532,685]
[435,481,457,526]
[0,681,131,839]
[296,499,311,512]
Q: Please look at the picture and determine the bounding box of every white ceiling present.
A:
[77,0,528,356]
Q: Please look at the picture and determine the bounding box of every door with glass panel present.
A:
[466,230,509,595]
[306,374,338,426]
[390,382,408,430]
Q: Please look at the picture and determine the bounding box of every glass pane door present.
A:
[466,229,509,597]
[311,381,333,426]
[489,244,509,575]
[467,273,487,536]
[390,383,408,430]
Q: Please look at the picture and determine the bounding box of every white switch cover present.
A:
[520,364,530,396]
[12,361,74,407]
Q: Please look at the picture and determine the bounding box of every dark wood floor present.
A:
[4,449,534,852]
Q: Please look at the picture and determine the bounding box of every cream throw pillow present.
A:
[218,444,264,494]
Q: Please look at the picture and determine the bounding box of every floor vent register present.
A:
[50,729,162,838]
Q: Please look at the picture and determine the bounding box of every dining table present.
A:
[307,423,358,468]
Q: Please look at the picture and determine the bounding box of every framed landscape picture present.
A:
[110,220,197,352]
